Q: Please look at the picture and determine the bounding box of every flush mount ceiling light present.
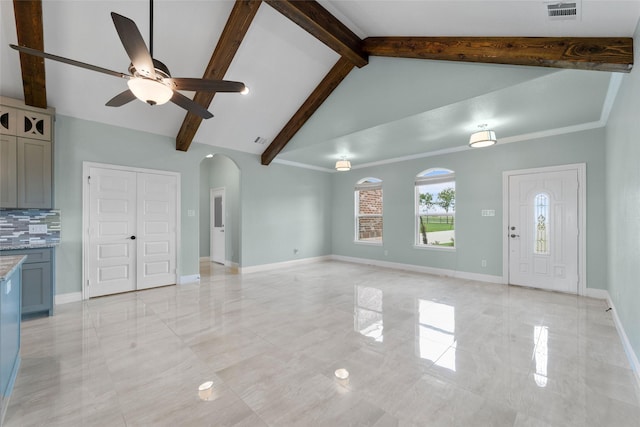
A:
[469,124,497,148]
[335,158,351,171]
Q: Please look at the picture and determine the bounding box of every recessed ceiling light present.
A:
[205,154,214,158]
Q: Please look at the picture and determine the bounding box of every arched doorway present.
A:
[199,154,241,271]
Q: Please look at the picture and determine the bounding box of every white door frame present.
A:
[82,162,181,301]
[210,187,225,264]
[502,163,586,295]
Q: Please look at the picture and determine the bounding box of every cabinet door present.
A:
[1,274,21,398]
[21,261,51,315]
[0,135,17,207]
[0,106,17,135]
[17,137,52,208]
[17,110,51,140]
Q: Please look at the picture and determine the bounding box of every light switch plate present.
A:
[29,224,48,234]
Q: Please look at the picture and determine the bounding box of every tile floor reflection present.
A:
[4,260,640,426]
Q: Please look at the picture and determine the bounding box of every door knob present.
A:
[130,236,136,240]
[510,234,519,238]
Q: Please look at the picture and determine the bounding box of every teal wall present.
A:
[53,115,332,294]
[331,128,607,288]
[605,23,640,364]
[199,154,241,264]
[239,161,333,266]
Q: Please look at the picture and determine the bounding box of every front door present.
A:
[210,188,225,265]
[508,169,579,293]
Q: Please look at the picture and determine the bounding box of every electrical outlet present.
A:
[187,209,195,217]
[481,260,487,267]
[29,224,48,234]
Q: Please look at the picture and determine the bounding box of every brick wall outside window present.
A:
[357,188,382,240]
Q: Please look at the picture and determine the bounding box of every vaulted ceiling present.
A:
[1,1,638,171]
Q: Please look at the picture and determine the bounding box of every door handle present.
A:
[220,230,224,233]
[510,234,519,238]
[129,235,136,240]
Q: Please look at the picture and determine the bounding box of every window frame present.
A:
[354,178,383,245]
[414,169,456,251]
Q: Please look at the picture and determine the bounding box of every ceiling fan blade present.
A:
[165,78,246,93]
[9,44,128,79]
[111,12,156,79]
[170,92,213,119]
[106,89,137,107]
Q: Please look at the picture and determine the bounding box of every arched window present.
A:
[355,177,383,243]
[415,168,455,248]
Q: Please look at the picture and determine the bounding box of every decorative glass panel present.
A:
[534,193,549,254]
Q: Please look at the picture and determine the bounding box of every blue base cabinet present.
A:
[1,258,23,424]
[3,248,54,317]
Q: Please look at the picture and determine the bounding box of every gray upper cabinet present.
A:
[0,135,17,207]
[17,138,52,208]
[0,97,54,209]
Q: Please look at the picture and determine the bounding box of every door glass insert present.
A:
[214,196,223,228]
[534,193,549,254]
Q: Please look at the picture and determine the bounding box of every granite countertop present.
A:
[0,243,59,251]
[0,255,27,281]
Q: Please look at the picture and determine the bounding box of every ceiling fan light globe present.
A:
[127,77,173,106]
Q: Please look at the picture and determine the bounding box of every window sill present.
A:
[354,240,383,246]
[413,244,456,252]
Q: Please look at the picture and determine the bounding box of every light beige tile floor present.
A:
[4,260,640,426]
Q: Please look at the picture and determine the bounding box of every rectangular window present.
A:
[355,180,383,243]
[415,172,455,248]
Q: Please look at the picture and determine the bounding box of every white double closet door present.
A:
[86,165,178,298]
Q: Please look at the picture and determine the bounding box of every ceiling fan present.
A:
[9,4,247,119]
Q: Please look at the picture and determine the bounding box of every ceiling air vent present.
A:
[254,136,268,145]
[547,2,579,20]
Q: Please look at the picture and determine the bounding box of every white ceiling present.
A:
[1,1,639,170]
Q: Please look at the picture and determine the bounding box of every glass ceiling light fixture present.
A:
[335,157,351,171]
[469,124,497,148]
[127,77,173,106]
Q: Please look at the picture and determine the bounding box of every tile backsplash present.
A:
[0,209,61,247]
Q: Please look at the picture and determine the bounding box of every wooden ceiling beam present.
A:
[264,0,368,68]
[176,0,261,152]
[13,0,47,108]
[261,57,354,165]
[362,36,633,73]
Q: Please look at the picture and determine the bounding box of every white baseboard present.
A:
[239,256,331,274]
[606,293,640,391]
[331,255,503,284]
[225,261,239,272]
[178,274,201,285]
[585,288,609,299]
[55,292,82,305]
